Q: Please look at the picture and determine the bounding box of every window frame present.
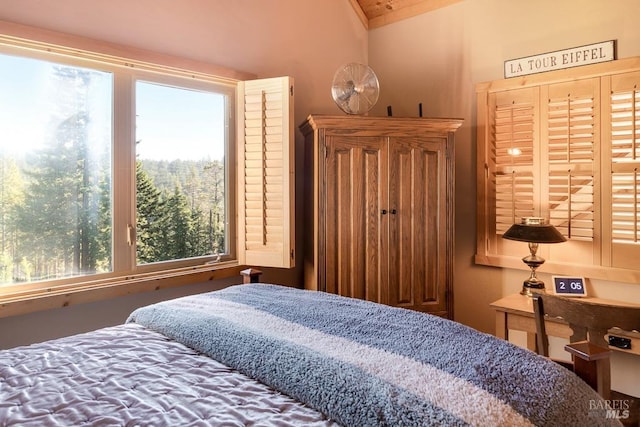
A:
[476,56,640,285]
[130,73,238,273]
[0,22,292,317]
[0,38,237,284]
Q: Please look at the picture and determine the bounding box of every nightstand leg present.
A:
[526,332,537,351]
[495,312,508,340]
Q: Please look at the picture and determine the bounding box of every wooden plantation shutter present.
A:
[542,79,598,243]
[237,76,295,268]
[491,88,537,236]
[477,57,640,284]
[605,71,640,269]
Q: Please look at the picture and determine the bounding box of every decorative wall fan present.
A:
[331,63,380,115]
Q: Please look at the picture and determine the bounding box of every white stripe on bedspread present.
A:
[169,297,533,427]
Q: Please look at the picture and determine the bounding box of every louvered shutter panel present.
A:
[544,80,597,241]
[237,76,294,268]
[609,71,640,268]
[611,173,640,243]
[491,89,536,235]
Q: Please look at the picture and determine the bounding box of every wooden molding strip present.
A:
[0,264,245,319]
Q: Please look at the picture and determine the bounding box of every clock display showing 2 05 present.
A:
[552,276,587,296]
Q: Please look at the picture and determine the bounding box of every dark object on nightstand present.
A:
[609,335,632,350]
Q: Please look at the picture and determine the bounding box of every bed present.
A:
[0,283,622,426]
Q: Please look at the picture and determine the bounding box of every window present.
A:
[0,54,113,283]
[135,80,230,265]
[476,57,640,284]
[0,31,294,299]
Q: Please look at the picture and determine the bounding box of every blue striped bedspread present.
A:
[127,284,620,427]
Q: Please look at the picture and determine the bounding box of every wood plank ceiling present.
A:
[351,0,463,29]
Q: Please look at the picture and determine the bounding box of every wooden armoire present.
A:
[300,115,462,318]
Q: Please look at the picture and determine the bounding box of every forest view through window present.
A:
[0,48,232,287]
[0,54,112,284]
[135,81,227,265]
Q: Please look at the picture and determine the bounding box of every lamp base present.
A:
[520,278,545,297]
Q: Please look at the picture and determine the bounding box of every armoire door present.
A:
[323,135,388,303]
[387,137,449,315]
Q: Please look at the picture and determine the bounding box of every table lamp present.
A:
[502,217,567,296]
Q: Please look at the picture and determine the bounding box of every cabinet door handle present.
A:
[390,209,397,214]
[381,209,388,215]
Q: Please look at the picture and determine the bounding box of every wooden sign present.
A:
[504,40,616,78]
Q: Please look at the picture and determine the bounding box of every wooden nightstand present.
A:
[490,293,571,350]
[490,293,640,356]
[491,294,640,425]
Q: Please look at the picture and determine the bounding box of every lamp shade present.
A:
[502,217,567,244]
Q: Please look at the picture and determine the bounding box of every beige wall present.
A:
[368,0,640,395]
